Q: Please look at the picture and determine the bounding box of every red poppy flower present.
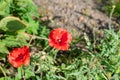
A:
[8,46,30,68]
[48,28,72,50]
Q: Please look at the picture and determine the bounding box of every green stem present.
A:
[43,45,50,51]
[53,49,59,60]
[21,66,25,80]
[49,48,58,60]
[0,65,6,77]
[109,5,115,30]
[28,34,49,40]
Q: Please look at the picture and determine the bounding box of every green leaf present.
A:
[0,1,9,16]
[3,35,27,48]
[0,77,12,80]
[0,1,7,11]
[0,16,27,32]
[0,41,9,54]
[26,19,39,34]
[15,67,22,80]
[25,68,35,79]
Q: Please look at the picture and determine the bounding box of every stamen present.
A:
[57,39,62,43]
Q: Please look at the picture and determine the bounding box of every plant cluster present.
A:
[102,0,120,17]
[0,0,120,80]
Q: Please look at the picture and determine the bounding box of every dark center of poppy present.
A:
[16,53,24,61]
[57,39,62,43]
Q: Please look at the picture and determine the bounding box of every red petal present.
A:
[48,28,72,50]
[8,46,30,68]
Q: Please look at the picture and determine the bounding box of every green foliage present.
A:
[15,66,35,80]
[0,0,120,80]
[29,30,120,80]
[0,0,36,68]
[0,0,12,17]
[35,25,50,48]
[0,0,39,34]
[9,0,39,34]
[103,0,120,17]
[26,17,39,34]
[0,16,29,54]
[98,29,120,79]
[114,2,120,16]
[10,0,39,19]
[0,41,9,53]
[0,77,12,80]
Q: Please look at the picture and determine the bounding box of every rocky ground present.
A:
[33,0,114,40]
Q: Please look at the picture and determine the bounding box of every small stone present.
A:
[67,2,74,9]
[79,16,84,22]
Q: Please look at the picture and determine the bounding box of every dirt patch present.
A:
[34,0,109,39]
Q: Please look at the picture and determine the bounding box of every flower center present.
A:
[16,54,24,61]
[57,39,62,43]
